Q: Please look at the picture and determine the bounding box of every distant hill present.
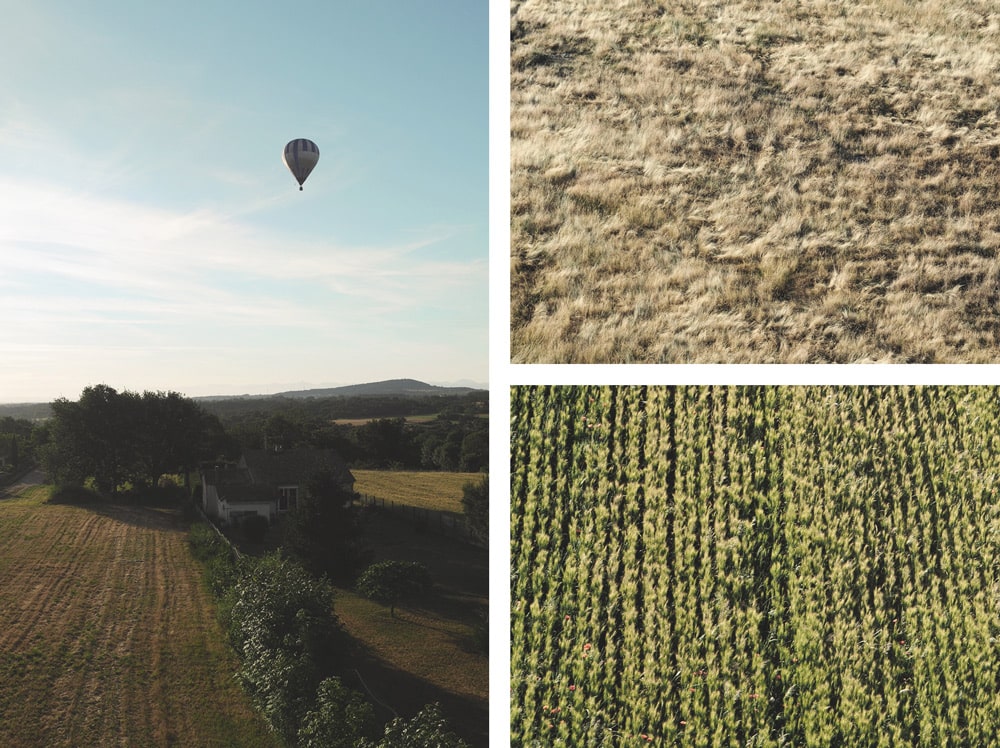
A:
[272,379,485,399]
[0,379,487,419]
[0,402,53,421]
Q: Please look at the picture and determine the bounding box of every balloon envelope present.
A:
[283,139,320,190]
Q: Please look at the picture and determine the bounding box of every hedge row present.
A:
[188,521,469,747]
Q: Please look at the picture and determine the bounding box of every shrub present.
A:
[226,553,339,742]
[47,485,102,504]
[360,703,469,748]
[298,676,378,748]
[188,523,240,598]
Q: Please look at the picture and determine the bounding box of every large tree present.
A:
[41,385,226,495]
[283,470,369,584]
[133,391,232,489]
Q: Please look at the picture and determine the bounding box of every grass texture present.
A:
[511,0,1000,362]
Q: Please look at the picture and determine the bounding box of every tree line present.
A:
[34,385,234,494]
[210,403,488,472]
[7,386,487,493]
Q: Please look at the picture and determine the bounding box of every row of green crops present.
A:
[510,386,1000,747]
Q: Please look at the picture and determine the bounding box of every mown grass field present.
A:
[336,474,489,746]
[0,487,277,747]
[512,0,1000,362]
[511,386,1000,746]
[330,414,440,426]
[352,469,483,513]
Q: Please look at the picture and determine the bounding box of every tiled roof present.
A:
[239,448,354,489]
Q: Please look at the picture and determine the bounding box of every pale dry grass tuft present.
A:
[511,0,1000,362]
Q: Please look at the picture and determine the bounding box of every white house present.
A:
[200,447,354,524]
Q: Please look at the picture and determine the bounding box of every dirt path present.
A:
[0,467,45,499]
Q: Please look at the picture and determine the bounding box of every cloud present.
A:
[0,176,484,326]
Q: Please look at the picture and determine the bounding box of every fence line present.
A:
[193,500,242,559]
[357,493,478,544]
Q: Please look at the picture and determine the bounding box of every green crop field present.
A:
[511,386,1000,746]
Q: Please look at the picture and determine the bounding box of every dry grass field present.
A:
[352,469,483,514]
[511,0,1000,362]
[0,488,276,747]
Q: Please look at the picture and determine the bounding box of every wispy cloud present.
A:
[0,176,484,322]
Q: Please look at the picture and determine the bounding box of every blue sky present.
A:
[0,1,487,402]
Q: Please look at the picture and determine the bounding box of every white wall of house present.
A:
[202,482,222,518]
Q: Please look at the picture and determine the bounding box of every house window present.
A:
[278,486,298,512]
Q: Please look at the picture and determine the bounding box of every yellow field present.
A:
[352,469,483,514]
[330,414,439,426]
[512,0,1000,363]
[0,489,277,747]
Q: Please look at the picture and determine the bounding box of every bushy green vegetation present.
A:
[188,521,241,597]
[227,554,344,743]
[511,385,1000,746]
[360,703,470,748]
[188,523,467,746]
[299,677,378,748]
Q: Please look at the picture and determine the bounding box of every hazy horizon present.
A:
[0,376,489,406]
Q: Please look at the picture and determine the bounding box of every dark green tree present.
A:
[40,385,228,495]
[458,428,488,472]
[356,417,418,468]
[356,560,432,618]
[42,385,129,493]
[283,470,368,584]
[264,413,308,450]
[433,431,463,471]
[461,475,488,546]
[135,391,222,490]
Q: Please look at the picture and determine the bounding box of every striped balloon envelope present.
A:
[282,139,320,190]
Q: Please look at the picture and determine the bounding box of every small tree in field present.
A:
[356,560,431,618]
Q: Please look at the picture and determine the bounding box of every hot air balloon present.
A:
[282,138,319,190]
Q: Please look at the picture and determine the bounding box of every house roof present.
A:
[239,448,354,489]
